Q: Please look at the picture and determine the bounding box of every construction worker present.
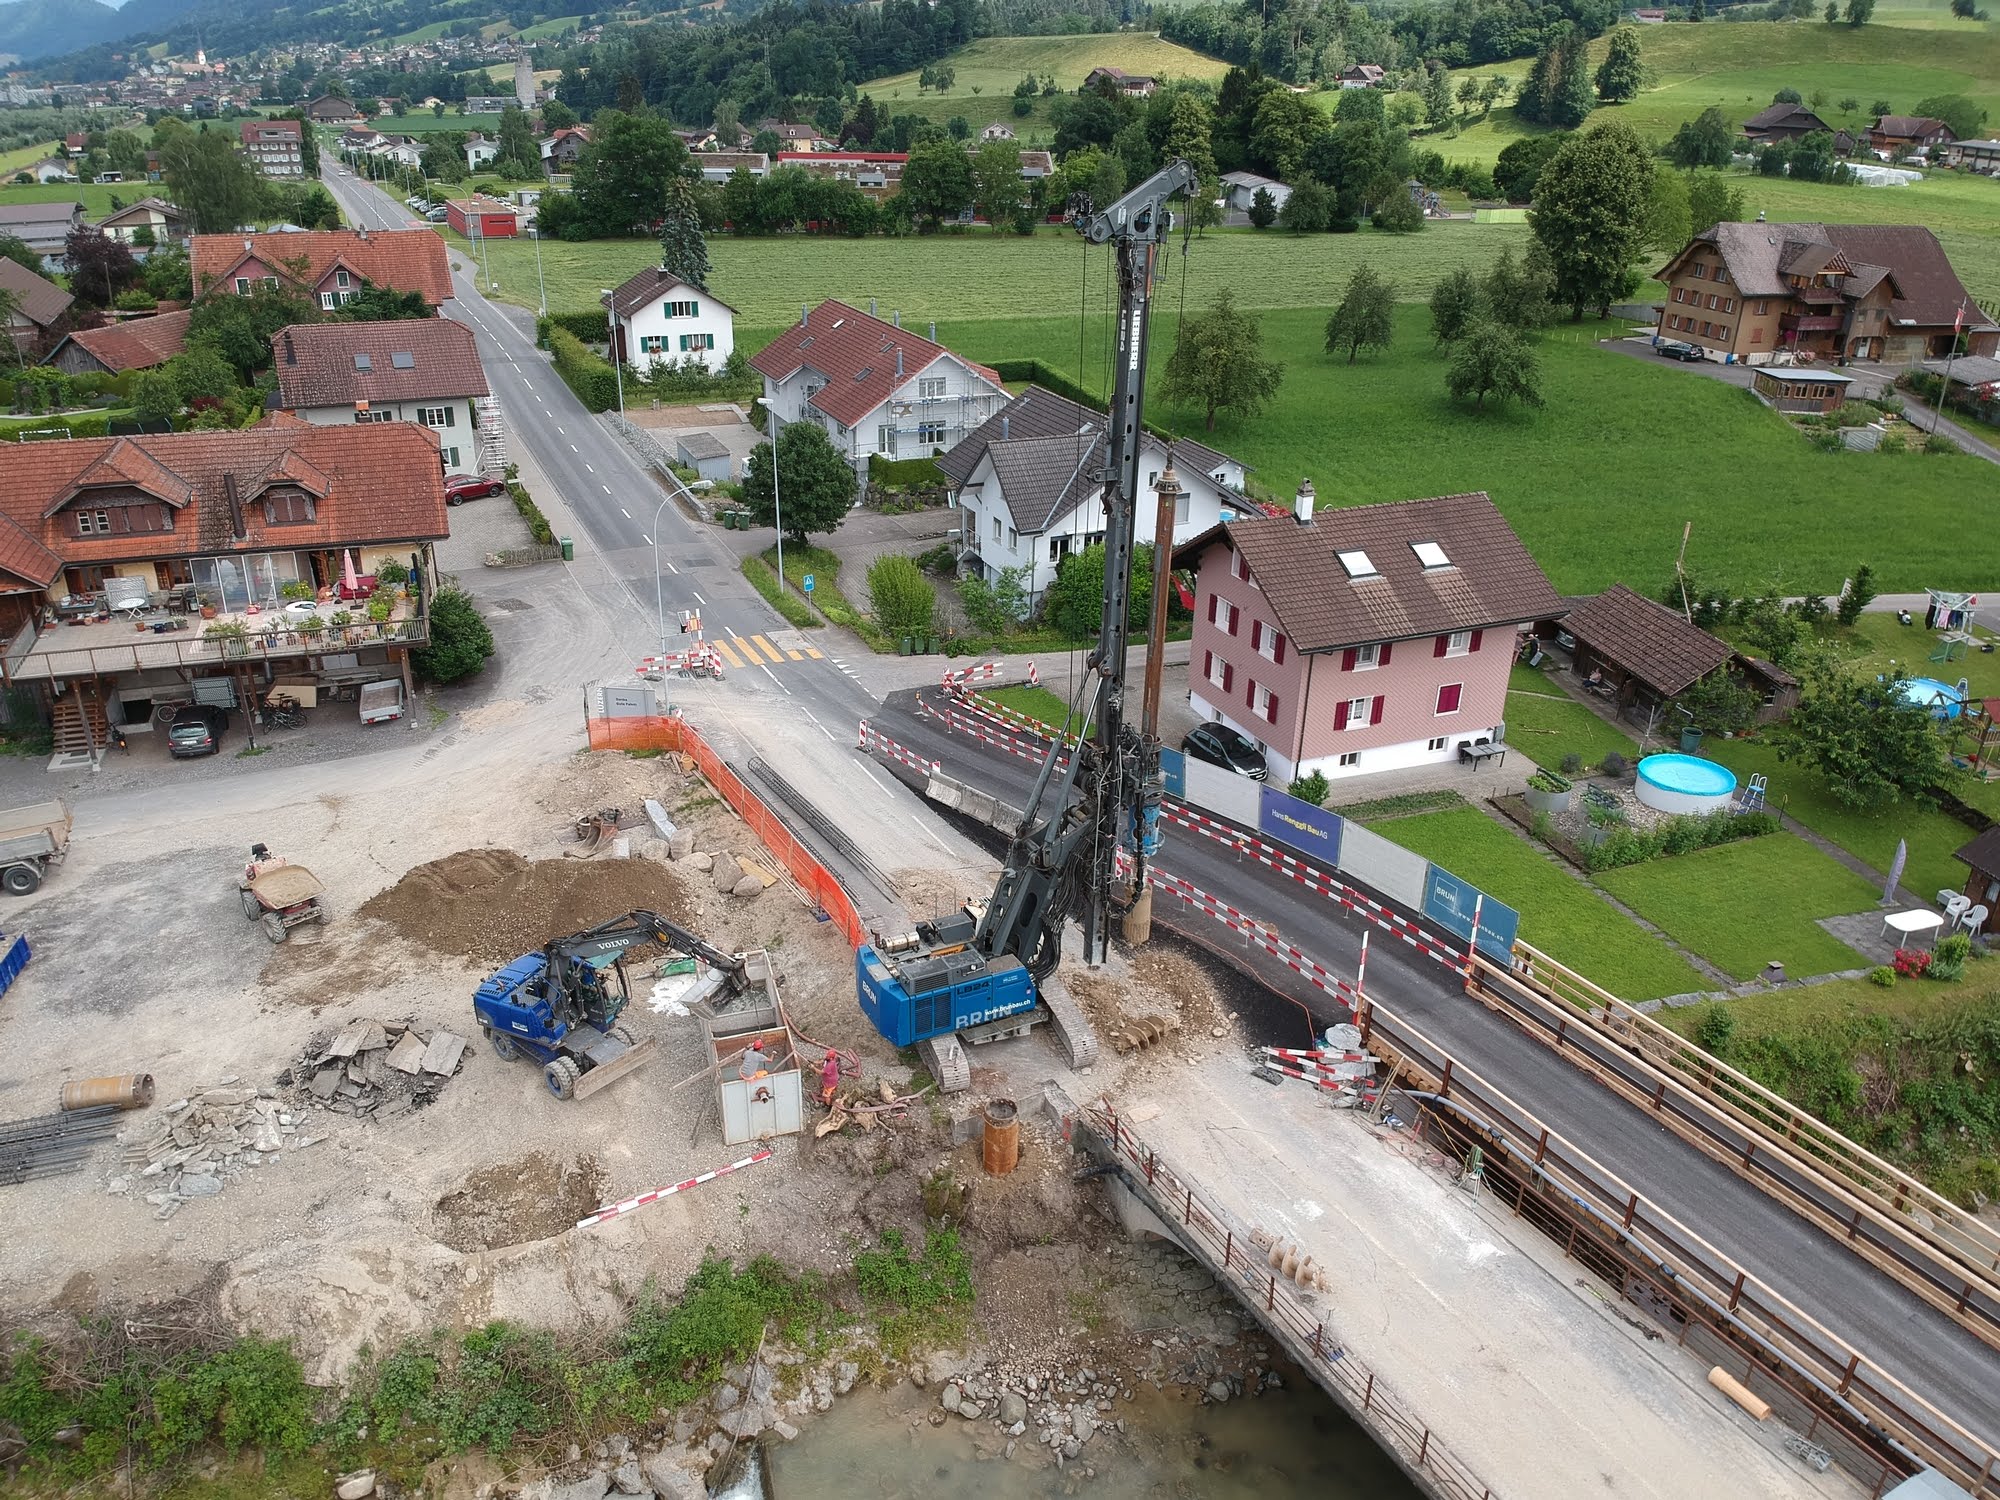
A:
[739,1041,769,1080]
[819,1049,841,1109]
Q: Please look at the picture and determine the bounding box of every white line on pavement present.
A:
[556,426,565,436]
[665,561,678,574]
[569,444,578,452]
[859,764,891,794]
[603,485,613,494]
[642,535,652,545]
[692,590,706,605]
[585,464,594,473]
[760,664,789,694]
[620,508,631,519]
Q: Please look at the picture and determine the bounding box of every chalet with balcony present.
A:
[1869,115,1955,155]
[1741,102,1833,145]
[305,95,361,125]
[1174,488,1562,784]
[192,229,454,311]
[0,258,74,358]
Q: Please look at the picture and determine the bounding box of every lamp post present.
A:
[653,492,672,655]
[599,288,624,415]
[531,224,546,316]
[756,397,783,596]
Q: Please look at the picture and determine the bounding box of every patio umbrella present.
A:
[1882,838,1907,907]
[341,550,359,595]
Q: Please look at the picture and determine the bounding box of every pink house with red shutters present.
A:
[1174,485,1564,784]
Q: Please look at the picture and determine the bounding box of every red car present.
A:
[444,474,507,506]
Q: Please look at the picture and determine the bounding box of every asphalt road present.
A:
[865,685,2000,1448]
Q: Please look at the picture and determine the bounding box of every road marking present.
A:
[784,647,804,661]
[557,425,565,435]
[760,663,789,693]
[604,485,613,494]
[803,710,824,728]
[665,560,679,574]
[569,444,578,452]
[522,379,534,391]
[804,646,824,660]
[642,535,652,546]
[692,590,706,605]
[711,638,745,669]
[620,507,632,518]
[585,463,594,473]
[749,634,784,664]
[859,763,892,794]
[730,635,761,664]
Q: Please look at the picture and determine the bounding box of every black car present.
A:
[1181,722,1268,780]
[167,705,228,759]
[1655,339,1706,363]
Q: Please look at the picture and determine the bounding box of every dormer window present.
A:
[264,490,316,525]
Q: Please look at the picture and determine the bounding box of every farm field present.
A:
[0,140,58,174]
[0,180,150,217]
[859,34,1228,132]
[1375,806,1708,1000]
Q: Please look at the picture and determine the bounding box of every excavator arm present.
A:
[544,909,743,1014]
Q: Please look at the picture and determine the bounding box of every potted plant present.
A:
[203,618,250,657]
[1524,769,1573,813]
[329,609,356,643]
[297,613,326,640]
[198,590,219,620]
[280,580,315,603]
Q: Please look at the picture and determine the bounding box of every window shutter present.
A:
[1334,700,1349,730]
[1273,633,1286,666]
[1228,604,1240,636]
[1222,663,1233,692]
[1250,620,1262,651]
[1264,693,1279,725]
[1370,696,1385,726]
[1203,649,1213,681]
[1469,629,1484,653]
[1433,634,1448,658]
[1246,676,1256,708]
[1341,647,1356,671]
[1378,641,1392,667]
[1207,595,1218,625]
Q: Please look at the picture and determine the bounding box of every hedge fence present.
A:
[549,326,619,413]
[867,452,947,488]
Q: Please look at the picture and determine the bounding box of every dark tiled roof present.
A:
[50,307,190,372]
[604,265,738,320]
[271,319,489,409]
[1664,222,1993,334]
[192,229,453,306]
[1174,491,1563,654]
[750,299,1002,429]
[1742,103,1829,133]
[1561,584,1732,697]
[1955,826,2000,876]
[938,385,1241,492]
[988,432,1104,535]
[0,257,74,329]
[1874,116,1952,139]
[0,201,84,236]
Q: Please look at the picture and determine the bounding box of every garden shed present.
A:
[1548,584,1734,719]
[1751,368,1857,415]
[1954,826,2000,909]
[674,431,732,484]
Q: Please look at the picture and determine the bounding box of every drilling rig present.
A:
[856,160,1198,1090]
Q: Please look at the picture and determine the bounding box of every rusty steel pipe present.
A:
[59,1074,154,1112]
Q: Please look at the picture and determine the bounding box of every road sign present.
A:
[802,574,815,594]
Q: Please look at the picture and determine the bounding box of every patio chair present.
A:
[1962,904,1989,937]
[1940,891,1972,923]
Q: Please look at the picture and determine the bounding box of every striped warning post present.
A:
[576,1149,773,1230]
[1261,1047,1368,1066]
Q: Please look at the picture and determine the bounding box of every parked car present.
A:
[426,206,449,222]
[1181,723,1268,781]
[444,474,507,505]
[167,705,228,759]
[1655,340,1706,363]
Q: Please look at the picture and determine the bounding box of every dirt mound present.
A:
[359,849,696,964]
[433,1152,607,1250]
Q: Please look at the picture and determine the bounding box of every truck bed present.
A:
[0,801,71,854]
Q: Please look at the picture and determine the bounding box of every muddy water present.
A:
[768,1373,1421,1499]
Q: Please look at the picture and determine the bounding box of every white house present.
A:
[750,300,1009,476]
[980,122,1017,142]
[269,318,495,478]
[938,386,1251,609]
[464,132,499,171]
[27,158,75,183]
[603,265,736,376]
[1220,170,1293,214]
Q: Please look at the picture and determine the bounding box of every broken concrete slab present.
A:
[384,1031,427,1075]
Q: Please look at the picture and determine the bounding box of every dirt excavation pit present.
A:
[432,1151,608,1250]
[358,849,697,965]
[1071,942,1231,1058]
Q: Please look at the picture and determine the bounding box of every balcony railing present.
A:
[1782,313,1845,333]
[1,611,429,683]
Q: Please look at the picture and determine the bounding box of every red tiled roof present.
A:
[191,229,453,306]
[750,299,1003,429]
[1561,584,1732,697]
[2,424,449,570]
[50,307,191,373]
[271,318,489,409]
[0,513,63,590]
[0,256,74,330]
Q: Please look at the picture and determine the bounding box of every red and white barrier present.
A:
[1149,869,1360,1009]
[637,643,724,680]
[1260,1059,1381,1095]
[941,659,1004,690]
[576,1149,773,1230]
[858,721,941,777]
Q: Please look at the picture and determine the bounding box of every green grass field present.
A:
[0,141,58,175]
[1506,662,1640,771]
[518,14,584,38]
[0,180,146,216]
[1377,806,1707,999]
[1597,831,1875,980]
[859,34,1228,133]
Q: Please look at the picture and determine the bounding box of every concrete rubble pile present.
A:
[116,1081,321,1218]
[279,1016,469,1119]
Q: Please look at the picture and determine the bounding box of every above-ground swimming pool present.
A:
[1899,676,1967,720]
[1635,753,1738,815]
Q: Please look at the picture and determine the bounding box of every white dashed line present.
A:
[603,485,613,494]
[692,590,706,605]
[569,444,578,452]
[642,535,652,545]
[620,508,632,519]
[665,560,678,574]
[859,764,891,794]
[522,379,534,391]
[760,664,788,693]
[584,464,594,473]
[556,426,565,436]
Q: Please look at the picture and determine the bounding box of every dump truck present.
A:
[0,801,71,895]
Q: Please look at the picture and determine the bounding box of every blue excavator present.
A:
[475,909,745,1101]
[856,161,1195,1091]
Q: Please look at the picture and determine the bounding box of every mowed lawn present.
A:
[1377,807,1707,1000]
[0,180,143,217]
[1506,663,1639,771]
[861,34,1227,132]
[1596,832,1876,981]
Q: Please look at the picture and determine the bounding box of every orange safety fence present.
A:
[585,715,866,950]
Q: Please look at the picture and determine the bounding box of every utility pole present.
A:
[1125,461,1183,946]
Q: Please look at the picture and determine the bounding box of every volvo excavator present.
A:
[856,160,1197,1092]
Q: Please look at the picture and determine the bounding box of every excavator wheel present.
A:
[487,1028,519,1062]
[544,1057,581,1101]
[612,1025,635,1046]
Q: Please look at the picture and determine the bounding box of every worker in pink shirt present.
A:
[819,1049,841,1109]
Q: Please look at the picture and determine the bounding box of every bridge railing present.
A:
[1086,1103,1501,1500]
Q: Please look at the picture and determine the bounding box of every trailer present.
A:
[0,800,71,895]
[358,680,405,725]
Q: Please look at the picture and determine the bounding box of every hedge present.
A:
[507,480,555,545]
[867,452,947,488]
[538,310,612,346]
[549,326,618,413]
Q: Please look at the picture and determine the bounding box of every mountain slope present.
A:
[0,0,127,62]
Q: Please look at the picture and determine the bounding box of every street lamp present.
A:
[653,492,672,655]
[755,396,783,594]
[599,288,625,415]
[531,224,546,316]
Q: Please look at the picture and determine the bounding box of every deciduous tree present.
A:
[1912,94,1987,141]
[1160,288,1284,432]
[1325,263,1396,363]
[1445,321,1544,410]
[1429,266,1483,344]
[62,226,138,306]
[162,127,261,236]
[867,555,936,638]
[570,111,694,236]
[1666,106,1734,169]
[743,420,855,544]
[1594,28,1645,103]
[970,138,1024,230]
[1776,662,1954,811]
[1529,121,1653,319]
[899,137,975,227]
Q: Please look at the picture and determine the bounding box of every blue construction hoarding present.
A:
[1420,866,1520,960]
[1159,747,1186,799]
[1257,785,1343,865]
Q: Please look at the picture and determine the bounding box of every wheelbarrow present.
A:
[239,862,328,944]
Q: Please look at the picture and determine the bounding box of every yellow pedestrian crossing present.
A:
[748,634,784,663]
[710,638,744,669]
[700,635,824,671]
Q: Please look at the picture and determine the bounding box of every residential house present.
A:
[192,229,454,311]
[371,135,424,170]
[340,128,385,154]
[1653,221,1997,364]
[1220,170,1292,215]
[1335,64,1386,87]
[1174,488,1562,783]
[1870,115,1955,154]
[1946,139,2000,172]
[44,308,192,377]
[1016,150,1054,181]
[444,196,519,238]
[0,258,74,358]
[1917,354,2000,417]
[94,198,187,249]
[0,201,87,269]
[239,117,304,178]
[1741,102,1834,145]
[463,132,499,171]
[540,125,591,174]
[270,319,493,478]
[0,419,450,743]
[693,151,768,184]
[940,386,1249,609]
[761,121,827,151]
[25,158,75,184]
[1631,8,1668,20]
[62,132,88,159]
[980,122,1017,142]
[750,299,1009,477]
[775,151,906,200]
[464,95,512,114]
[603,266,736,376]
[1543,584,1732,725]
[305,94,361,125]
[1082,66,1157,97]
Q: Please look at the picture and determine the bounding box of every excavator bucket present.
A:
[572,1036,658,1101]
